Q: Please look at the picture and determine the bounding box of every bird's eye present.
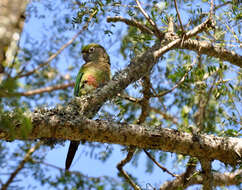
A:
[89,47,95,53]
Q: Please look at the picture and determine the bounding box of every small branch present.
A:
[154,60,194,97]
[200,159,213,190]
[144,150,178,177]
[109,7,240,67]
[150,107,179,125]
[180,39,242,68]
[208,0,215,33]
[174,0,185,33]
[135,0,162,38]
[209,0,214,19]
[36,160,83,175]
[15,10,97,79]
[183,157,198,185]
[159,158,198,189]
[107,16,154,35]
[117,93,141,103]
[167,16,174,33]
[160,169,242,190]
[19,82,74,96]
[135,0,156,28]
[153,15,212,59]
[1,142,42,190]
[137,74,152,124]
[0,82,74,97]
[117,147,141,190]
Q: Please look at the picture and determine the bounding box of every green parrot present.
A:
[65,43,111,170]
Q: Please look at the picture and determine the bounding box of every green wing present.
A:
[74,70,83,96]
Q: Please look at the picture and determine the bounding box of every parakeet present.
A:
[65,43,111,170]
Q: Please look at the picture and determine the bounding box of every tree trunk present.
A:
[0,0,28,75]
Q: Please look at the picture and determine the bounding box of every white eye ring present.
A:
[89,47,95,53]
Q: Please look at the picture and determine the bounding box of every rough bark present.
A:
[0,110,241,166]
[180,39,242,68]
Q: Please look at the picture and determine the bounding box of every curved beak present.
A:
[82,52,88,62]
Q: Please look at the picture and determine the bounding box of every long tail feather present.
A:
[65,141,80,170]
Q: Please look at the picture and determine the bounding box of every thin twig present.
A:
[35,160,82,175]
[135,0,162,38]
[117,147,141,190]
[15,10,97,79]
[185,1,231,29]
[208,0,215,31]
[200,159,213,190]
[167,16,174,33]
[144,150,178,177]
[154,61,195,97]
[19,82,74,96]
[135,0,156,28]
[209,0,214,19]
[1,142,42,190]
[183,157,198,185]
[117,93,179,126]
[174,0,185,33]
[150,107,179,125]
[137,74,152,124]
[117,93,141,103]
[0,82,74,97]
[107,16,154,35]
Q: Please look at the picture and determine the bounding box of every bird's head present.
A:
[81,43,110,64]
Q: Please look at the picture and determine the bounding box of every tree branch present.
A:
[0,114,241,166]
[160,169,242,190]
[180,39,242,68]
[135,0,162,38]
[107,10,241,68]
[153,59,195,97]
[0,82,74,97]
[107,16,154,35]
[174,0,185,33]
[200,159,213,190]
[144,150,177,177]
[117,147,141,190]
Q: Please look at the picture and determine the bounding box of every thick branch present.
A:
[180,39,242,68]
[0,114,241,166]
